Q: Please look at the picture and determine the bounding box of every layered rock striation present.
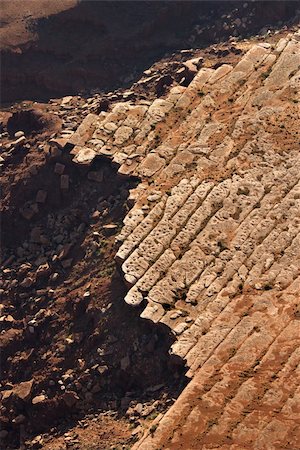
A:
[64,30,300,449]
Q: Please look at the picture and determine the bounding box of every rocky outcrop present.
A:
[67,29,300,448]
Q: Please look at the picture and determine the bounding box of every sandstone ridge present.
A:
[66,29,300,449]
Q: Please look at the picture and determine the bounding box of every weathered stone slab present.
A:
[68,113,98,146]
[72,146,96,165]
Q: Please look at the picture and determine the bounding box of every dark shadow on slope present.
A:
[0,141,188,449]
[1,1,299,104]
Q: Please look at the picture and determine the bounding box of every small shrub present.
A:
[150,424,158,434]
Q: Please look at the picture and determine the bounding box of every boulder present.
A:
[13,379,34,402]
[68,113,98,146]
[14,131,25,138]
[62,391,79,408]
[49,138,68,150]
[72,147,96,165]
[36,263,51,278]
[32,394,46,405]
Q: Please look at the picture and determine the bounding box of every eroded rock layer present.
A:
[65,30,300,449]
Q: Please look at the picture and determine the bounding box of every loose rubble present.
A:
[41,28,300,450]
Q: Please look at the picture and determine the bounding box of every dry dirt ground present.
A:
[0,0,77,49]
[0,98,188,449]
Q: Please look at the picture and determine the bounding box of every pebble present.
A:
[54,162,65,174]
[97,365,108,375]
[32,394,47,405]
[14,131,25,138]
[50,272,59,282]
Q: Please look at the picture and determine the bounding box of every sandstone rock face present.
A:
[70,31,300,449]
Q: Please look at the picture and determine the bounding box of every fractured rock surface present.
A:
[42,29,300,448]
